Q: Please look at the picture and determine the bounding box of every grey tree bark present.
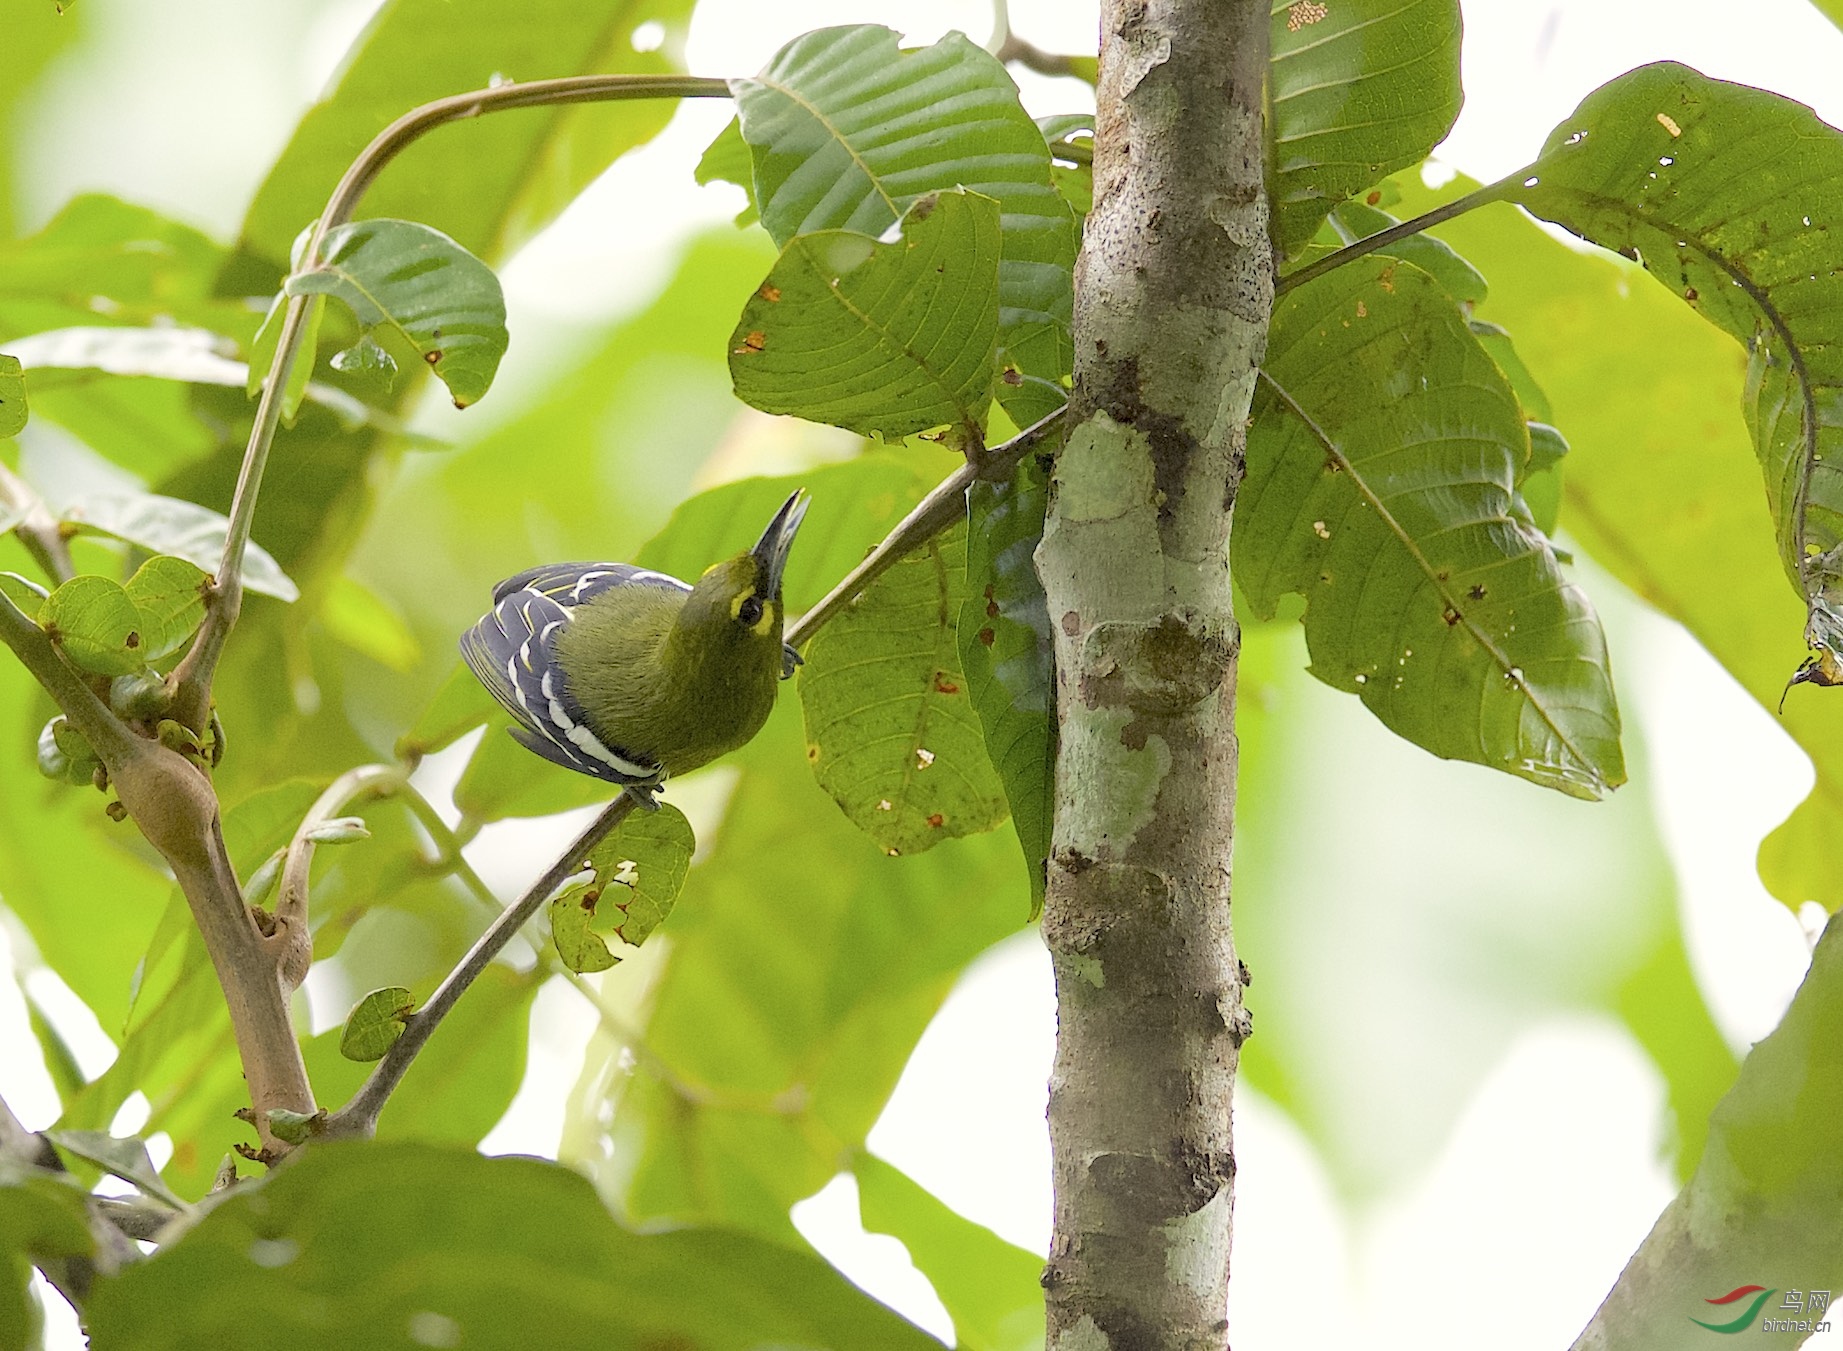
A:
[1036,1,1271,1347]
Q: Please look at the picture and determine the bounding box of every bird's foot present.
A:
[622,780,664,813]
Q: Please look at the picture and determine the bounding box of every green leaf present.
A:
[245,292,325,424]
[855,1153,1045,1351]
[123,554,207,662]
[83,1142,944,1351]
[694,117,760,227]
[287,220,507,409]
[733,25,1077,424]
[62,491,297,601]
[1269,0,1463,254]
[338,986,414,1063]
[397,663,497,762]
[321,574,421,672]
[0,1161,93,1350]
[583,801,695,947]
[1241,261,1624,798]
[549,884,619,974]
[0,353,23,437]
[730,189,1001,442]
[960,457,1054,917]
[1509,62,1843,679]
[237,0,695,270]
[44,1128,185,1210]
[801,521,1009,853]
[39,574,148,676]
[0,572,46,612]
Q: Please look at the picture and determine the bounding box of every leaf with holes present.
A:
[1269,0,1463,254]
[286,219,507,408]
[1240,261,1623,799]
[1509,63,1843,686]
[581,802,695,950]
[549,884,619,975]
[124,554,208,662]
[730,25,1077,425]
[960,456,1055,917]
[801,521,1008,854]
[729,189,1001,442]
[0,353,25,437]
[39,575,148,677]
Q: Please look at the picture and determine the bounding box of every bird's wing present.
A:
[490,561,691,608]
[459,583,663,787]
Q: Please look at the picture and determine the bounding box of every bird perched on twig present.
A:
[460,490,809,809]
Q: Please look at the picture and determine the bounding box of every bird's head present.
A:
[673,490,809,671]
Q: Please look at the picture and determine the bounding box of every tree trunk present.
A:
[1037,2,1271,1347]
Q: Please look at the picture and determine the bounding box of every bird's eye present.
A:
[738,596,764,627]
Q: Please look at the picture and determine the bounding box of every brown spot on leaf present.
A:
[1467,583,1487,601]
[934,673,960,694]
[1354,300,1368,318]
[1442,605,1461,626]
[735,331,767,355]
[977,626,996,647]
[926,813,944,829]
[758,282,781,302]
[1001,367,1023,386]
[125,630,140,649]
[423,349,442,366]
[806,743,820,762]
[1366,190,1382,206]
[908,193,938,221]
[1684,286,1698,302]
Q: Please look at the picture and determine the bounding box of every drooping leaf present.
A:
[729,189,1001,443]
[0,1161,93,1350]
[397,663,497,762]
[82,1143,943,1351]
[960,456,1055,917]
[244,292,326,423]
[1509,62,1843,684]
[582,801,694,947]
[286,220,507,409]
[61,491,297,601]
[1241,260,1623,798]
[38,574,148,676]
[855,1154,1044,1351]
[693,117,760,227]
[337,986,415,1063]
[731,25,1077,424]
[44,1128,185,1210]
[549,884,620,975]
[123,554,207,662]
[801,521,1009,853]
[0,354,23,437]
[1268,0,1463,253]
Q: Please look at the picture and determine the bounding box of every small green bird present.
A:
[460,490,808,808]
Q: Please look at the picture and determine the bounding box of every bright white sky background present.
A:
[5,0,1842,1346]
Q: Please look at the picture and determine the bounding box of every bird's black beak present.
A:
[750,489,809,601]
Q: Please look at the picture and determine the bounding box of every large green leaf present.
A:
[960,456,1054,916]
[730,25,1077,424]
[800,521,1009,854]
[576,697,1026,1238]
[1510,63,1843,684]
[61,490,297,601]
[1241,260,1623,798]
[729,189,1001,442]
[82,1143,943,1351]
[855,1153,1044,1351]
[1268,0,1463,253]
[286,220,507,410]
[236,0,697,272]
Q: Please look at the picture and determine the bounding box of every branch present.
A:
[168,72,733,734]
[787,406,1068,647]
[994,32,1095,82]
[0,462,74,586]
[1273,173,1523,298]
[324,406,1069,1137]
[270,763,405,991]
[322,794,637,1139]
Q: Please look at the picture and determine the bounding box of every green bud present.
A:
[109,670,171,721]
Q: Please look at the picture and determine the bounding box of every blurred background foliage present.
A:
[0,0,1832,1346]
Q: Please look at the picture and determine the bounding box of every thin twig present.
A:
[169,73,732,734]
[994,33,1093,81]
[1274,174,1524,298]
[324,406,1069,1136]
[787,407,1069,647]
[321,795,637,1139]
[0,462,75,586]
